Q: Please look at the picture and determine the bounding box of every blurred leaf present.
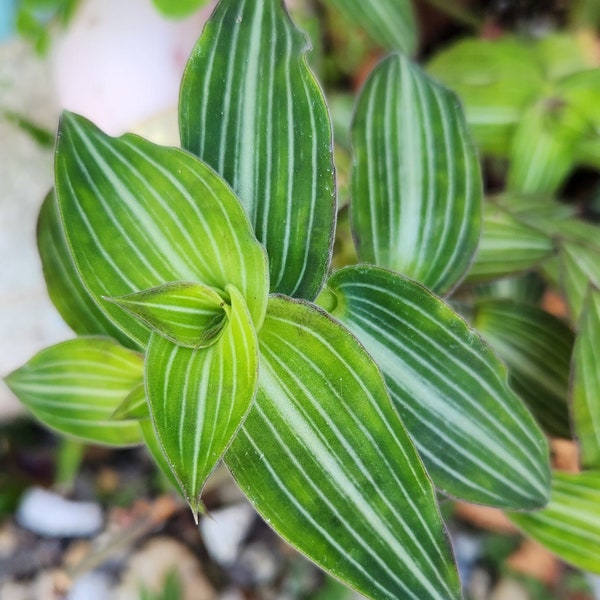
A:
[321,0,416,55]
[3,110,54,148]
[572,286,600,469]
[37,192,138,349]
[146,285,258,517]
[180,0,335,300]
[534,34,590,80]
[471,273,547,305]
[139,419,181,492]
[107,282,228,349]
[466,201,555,284]
[151,0,210,19]
[227,296,462,600]
[111,383,147,421]
[507,98,586,194]
[509,470,600,574]
[54,437,84,488]
[5,337,144,446]
[474,300,573,438]
[319,266,551,509]
[351,53,482,295]
[560,240,600,321]
[427,37,543,155]
[55,112,269,345]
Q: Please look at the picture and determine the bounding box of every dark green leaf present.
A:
[180,0,335,300]
[351,53,482,295]
[227,295,461,600]
[5,337,144,446]
[319,266,550,509]
[474,299,573,438]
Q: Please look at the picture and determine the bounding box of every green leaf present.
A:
[507,97,587,194]
[111,383,148,421]
[4,337,144,446]
[139,419,182,492]
[571,287,600,469]
[146,285,258,518]
[226,295,461,600]
[509,470,600,574]
[466,201,555,284]
[37,192,136,349]
[319,266,550,509]
[151,0,210,19]
[474,300,573,438]
[55,111,269,346]
[426,37,543,156]
[560,239,600,322]
[179,0,335,301]
[106,282,228,349]
[351,53,482,295]
[321,0,416,55]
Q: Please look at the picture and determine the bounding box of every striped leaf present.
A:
[509,470,600,574]
[139,419,182,492]
[55,111,269,346]
[426,37,542,156]
[179,0,335,301]
[107,282,227,349]
[4,337,144,446]
[146,285,258,518]
[466,201,555,284]
[318,266,550,509]
[571,287,600,469]
[37,191,136,348]
[560,240,600,322]
[111,383,148,421]
[226,295,461,600]
[474,299,573,439]
[351,53,482,296]
[322,0,416,55]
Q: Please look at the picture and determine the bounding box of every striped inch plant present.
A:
[5,1,552,598]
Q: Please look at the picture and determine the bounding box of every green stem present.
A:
[419,0,483,30]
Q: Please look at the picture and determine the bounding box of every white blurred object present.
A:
[68,571,113,600]
[16,487,103,538]
[51,0,215,136]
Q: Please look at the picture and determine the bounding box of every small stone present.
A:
[16,487,103,538]
[231,541,281,587]
[67,571,114,600]
[200,502,255,566]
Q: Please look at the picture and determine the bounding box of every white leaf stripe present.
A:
[56,112,269,345]
[324,267,550,509]
[351,54,481,295]
[322,0,416,54]
[180,0,335,300]
[226,296,461,600]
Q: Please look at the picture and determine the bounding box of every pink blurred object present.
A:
[51,0,216,135]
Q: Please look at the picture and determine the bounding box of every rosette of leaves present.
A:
[5,1,552,598]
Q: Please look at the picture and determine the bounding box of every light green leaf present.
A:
[4,337,144,446]
[180,0,335,301]
[509,470,600,574]
[474,300,573,438]
[571,286,600,469]
[106,282,227,349]
[151,0,210,19]
[560,240,600,321]
[226,295,461,600]
[319,266,550,509]
[146,285,258,518]
[507,98,587,194]
[111,383,148,421]
[351,53,482,295]
[427,37,543,156]
[37,191,137,348]
[55,111,269,346]
[466,201,555,284]
[139,419,182,492]
[322,0,416,55]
